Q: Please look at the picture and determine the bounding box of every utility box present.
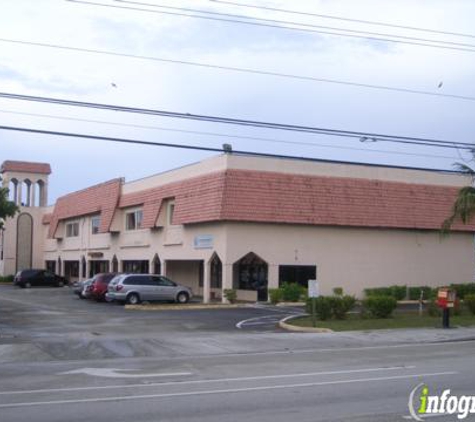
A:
[436,287,457,309]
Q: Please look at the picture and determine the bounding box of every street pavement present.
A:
[1,285,475,422]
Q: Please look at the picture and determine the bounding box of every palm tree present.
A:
[442,159,475,233]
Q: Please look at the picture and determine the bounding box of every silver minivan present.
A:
[106,274,192,305]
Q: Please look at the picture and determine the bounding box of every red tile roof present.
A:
[44,169,475,235]
[220,169,474,232]
[119,172,226,228]
[119,169,474,232]
[1,160,51,175]
[47,179,122,238]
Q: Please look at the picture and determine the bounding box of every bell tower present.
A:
[1,160,51,207]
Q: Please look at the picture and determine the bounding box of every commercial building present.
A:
[1,154,474,302]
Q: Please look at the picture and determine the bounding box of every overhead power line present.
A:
[0,124,463,173]
[0,91,473,150]
[2,37,475,102]
[67,0,475,54]
[0,109,459,160]
[210,0,475,40]
[116,0,475,50]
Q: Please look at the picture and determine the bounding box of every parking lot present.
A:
[0,284,306,361]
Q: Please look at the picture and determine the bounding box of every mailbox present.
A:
[436,287,457,309]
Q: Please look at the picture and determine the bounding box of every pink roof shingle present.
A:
[44,168,475,235]
[47,179,122,238]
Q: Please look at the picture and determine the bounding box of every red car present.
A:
[89,273,119,301]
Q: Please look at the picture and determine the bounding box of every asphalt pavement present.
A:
[1,284,475,422]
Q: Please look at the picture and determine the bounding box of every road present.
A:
[1,285,474,421]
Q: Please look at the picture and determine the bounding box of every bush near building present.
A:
[362,296,397,318]
[364,283,475,301]
[0,275,13,283]
[464,294,475,315]
[280,282,307,302]
[305,295,356,320]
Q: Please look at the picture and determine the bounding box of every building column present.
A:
[16,181,22,206]
[268,264,279,290]
[30,183,36,208]
[203,259,210,304]
[221,263,233,303]
[25,183,31,207]
[161,259,167,276]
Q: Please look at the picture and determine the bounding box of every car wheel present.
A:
[176,292,189,304]
[57,281,64,287]
[127,293,141,305]
[25,282,32,288]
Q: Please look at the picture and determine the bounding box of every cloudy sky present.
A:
[1,0,475,203]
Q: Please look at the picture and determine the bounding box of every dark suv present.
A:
[89,273,119,301]
[14,269,68,288]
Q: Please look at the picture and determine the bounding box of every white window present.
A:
[66,221,79,237]
[126,210,143,231]
[91,216,100,234]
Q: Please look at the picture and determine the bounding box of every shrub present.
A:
[306,295,356,320]
[364,285,407,300]
[333,287,343,296]
[223,289,237,304]
[268,288,283,305]
[329,295,356,319]
[464,294,475,315]
[364,287,392,298]
[362,296,397,318]
[0,275,14,283]
[449,283,475,300]
[408,286,434,301]
[311,297,333,320]
[280,282,305,302]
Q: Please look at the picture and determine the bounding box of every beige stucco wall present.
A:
[1,206,49,276]
[222,222,475,297]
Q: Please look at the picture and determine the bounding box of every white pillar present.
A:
[25,183,31,207]
[222,263,233,303]
[16,181,22,206]
[203,260,210,304]
[268,265,279,290]
[161,260,167,276]
[30,183,36,207]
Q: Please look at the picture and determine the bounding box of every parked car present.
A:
[106,274,192,305]
[89,273,119,301]
[71,278,93,299]
[14,269,68,288]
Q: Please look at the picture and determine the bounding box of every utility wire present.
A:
[0,124,462,173]
[116,0,475,50]
[2,37,475,102]
[210,0,475,40]
[0,91,473,150]
[0,109,459,160]
[67,0,475,54]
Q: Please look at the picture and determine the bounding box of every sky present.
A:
[1,0,475,203]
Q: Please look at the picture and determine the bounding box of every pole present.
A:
[312,297,316,328]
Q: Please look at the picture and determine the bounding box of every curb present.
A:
[278,314,334,333]
[125,303,251,311]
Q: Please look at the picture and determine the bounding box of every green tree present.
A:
[442,159,475,233]
[0,179,19,229]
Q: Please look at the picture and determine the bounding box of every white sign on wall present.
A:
[193,235,214,249]
[308,280,319,298]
